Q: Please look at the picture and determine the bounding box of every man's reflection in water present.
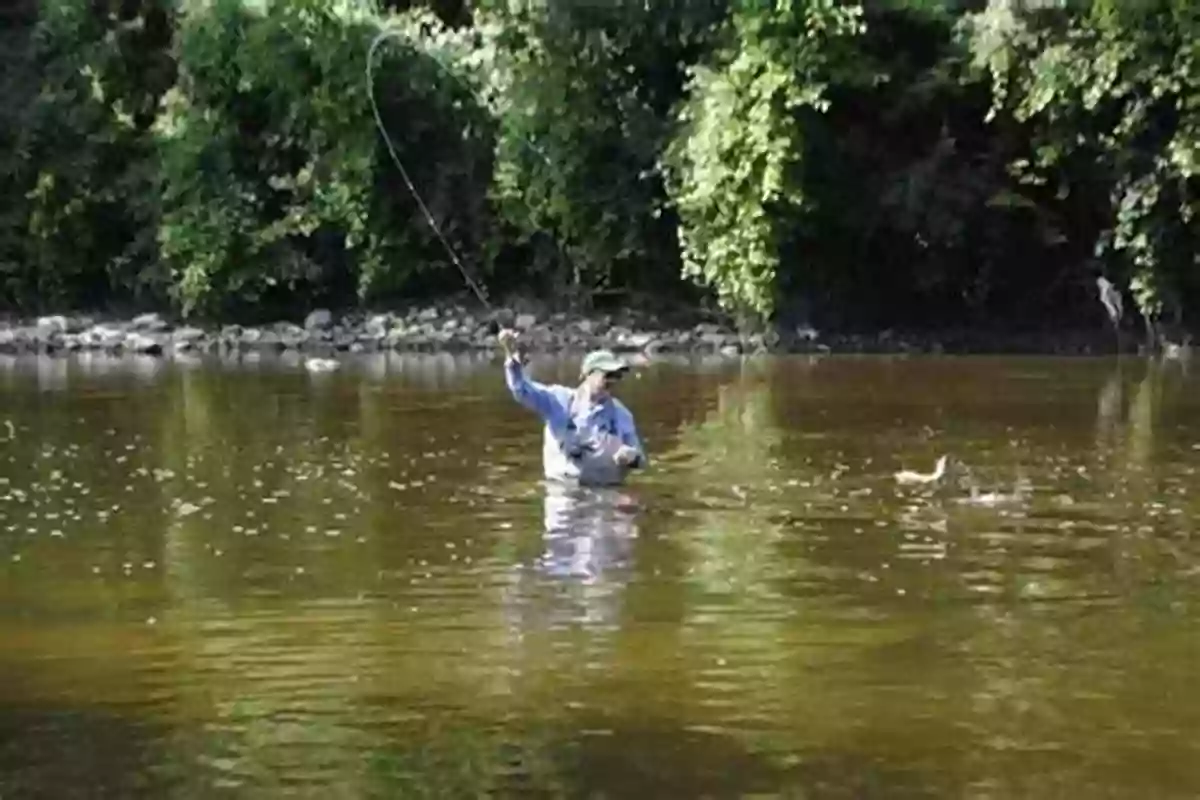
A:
[502,480,642,633]
[537,479,641,582]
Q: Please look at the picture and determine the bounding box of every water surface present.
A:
[1,350,1199,798]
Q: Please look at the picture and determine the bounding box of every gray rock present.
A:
[515,313,537,331]
[173,326,206,343]
[304,309,333,330]
[607,325,631,343]
[132,312,170,332]
[36,315,69,336]
[416,307,439,322]
[698,331,728,349]
[671,330,693,348]
[624,332,658,351]
[126,333,164,354]
[384,328,408,349]
[364,314,391,339]
[254,331,283,351]
[272,322,307,349]
[644,338,670,355]
[83,325,125,350]
[795,325,820,342]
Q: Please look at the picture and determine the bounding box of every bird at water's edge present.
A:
[1096,275,1123,330]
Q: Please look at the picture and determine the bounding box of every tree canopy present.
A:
[0,0,1195,336]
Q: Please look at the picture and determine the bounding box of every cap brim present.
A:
[582,359,628,378]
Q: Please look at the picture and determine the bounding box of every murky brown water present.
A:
[1,350,1199,798]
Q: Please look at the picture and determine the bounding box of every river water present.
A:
[1,350,1198,798]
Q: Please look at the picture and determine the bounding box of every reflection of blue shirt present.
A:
[504,357,646,485]
[541,482,637,581]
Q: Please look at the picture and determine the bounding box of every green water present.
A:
[1,351,1199,799]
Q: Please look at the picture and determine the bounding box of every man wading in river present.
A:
[498,328,647,486]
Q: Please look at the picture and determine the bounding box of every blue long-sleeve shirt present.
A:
[503,356,647,485]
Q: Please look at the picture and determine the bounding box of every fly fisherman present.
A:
[498,328,647,486]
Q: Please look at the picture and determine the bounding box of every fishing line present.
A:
[366,28,491,308]
[366,26,578,313]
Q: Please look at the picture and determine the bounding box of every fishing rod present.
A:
[365,26,580,315]
[366,27,490,308]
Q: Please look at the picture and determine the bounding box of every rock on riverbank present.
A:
[0,304,1117,359]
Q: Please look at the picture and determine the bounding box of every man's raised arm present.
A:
[499,328,561,422]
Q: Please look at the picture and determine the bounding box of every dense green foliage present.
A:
[0,0,1195,335]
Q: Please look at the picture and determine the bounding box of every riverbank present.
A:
[0,301,1130,359]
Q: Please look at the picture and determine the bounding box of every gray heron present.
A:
[1096,276,1123,329]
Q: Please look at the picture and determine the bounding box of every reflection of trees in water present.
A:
[658,360,792,596]
[639,365,924,769]
[1086,358,1199,592]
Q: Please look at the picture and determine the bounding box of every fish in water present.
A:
[894,454,948,485]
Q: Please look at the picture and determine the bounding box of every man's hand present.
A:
[613,445,640,468]
[497,328,519,356]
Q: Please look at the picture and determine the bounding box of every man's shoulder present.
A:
[544,383,574,402]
